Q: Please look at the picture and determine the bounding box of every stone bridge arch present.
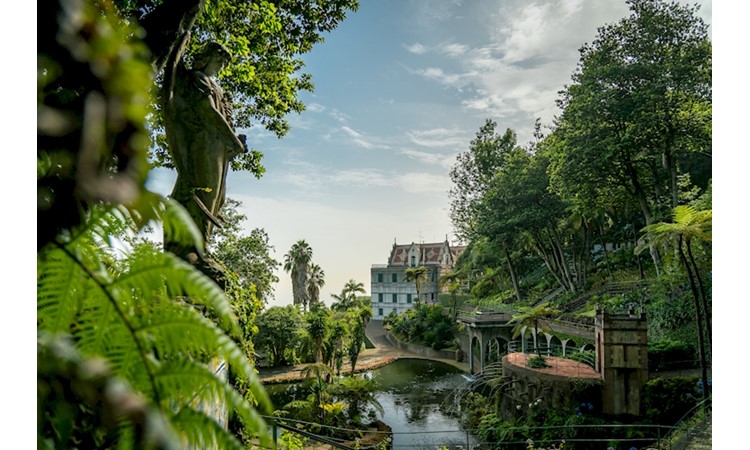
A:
[464,322,514,373]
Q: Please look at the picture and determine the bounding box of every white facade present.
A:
[370,240,465,320]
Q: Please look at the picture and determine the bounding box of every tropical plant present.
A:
[331,279,367,312]
[284,240,313,311]
[212,198,281,306]
[306,307,332,363]
[405,266,428,305]
[37,201,274,449]
[254,305,304,366]
[508,304,561,357]
[307,263,326,308]
[331,375,384,424]
[301,363,335,421]
[640,204,712,405]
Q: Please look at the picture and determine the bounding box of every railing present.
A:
[507,341,596,368]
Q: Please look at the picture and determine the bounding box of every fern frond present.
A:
[159,197,206,256]
[112,251,238,336]
[155,359,272,448]
[39,202,274,448]
[171,407,246,450]
[37,248,91,333]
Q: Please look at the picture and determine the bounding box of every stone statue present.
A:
[164,41,246,281]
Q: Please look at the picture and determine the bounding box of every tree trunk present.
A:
[532,233,569,293]
[549,227,576,293]
[599,224,613,279]
[687,240,712,349]
[503,244,522,302]
[626,161,661,274]
[678,236,710,407]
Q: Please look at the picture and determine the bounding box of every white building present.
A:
[370,240,465,320]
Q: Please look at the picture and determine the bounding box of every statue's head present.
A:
[193,41,232,72]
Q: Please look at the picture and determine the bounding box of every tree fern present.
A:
[38,199,274,448]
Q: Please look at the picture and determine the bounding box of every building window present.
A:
[391,273,397,282]
[407,293,412,304]
[410,255,415,267]
[392,294,398,303]
[378,293,383,303]
[378,308,383,316]
[377,273,383,283]
[392,308,397,314]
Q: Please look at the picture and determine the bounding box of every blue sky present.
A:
[146,0,713,309]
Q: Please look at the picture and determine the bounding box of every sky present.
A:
[145,0,715,310]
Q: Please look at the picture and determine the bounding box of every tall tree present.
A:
[641,205,712,405]
[405,266,428,305]
[284,240,313,310]
[306,307,331,363]
[551,0,711,270]
[254,305,304,367]
[212,198,281,305]
[449,120,519,241]
[331,279,367,312]
[307,263,326,309]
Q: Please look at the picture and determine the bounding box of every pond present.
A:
[266,358,479,450]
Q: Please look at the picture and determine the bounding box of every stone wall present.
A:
[384,330,462,361]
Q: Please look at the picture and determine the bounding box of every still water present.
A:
[266,358,478,450]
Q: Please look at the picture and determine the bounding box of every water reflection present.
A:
[267,358,478,450]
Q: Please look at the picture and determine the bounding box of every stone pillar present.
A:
[595,307,648,417]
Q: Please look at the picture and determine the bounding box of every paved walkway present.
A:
[258,321,469,383]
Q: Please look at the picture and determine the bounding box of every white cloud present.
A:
[400,149,457,169]
[306,102,326,113]
[406,127,469,148]
[414,67,464,88]
[439,43,470,57]
[404,42,429,54]
[340,125,388,149]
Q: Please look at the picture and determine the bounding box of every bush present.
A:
[527,356,549,368]
[642,376,705,425]
[648,339,696,371]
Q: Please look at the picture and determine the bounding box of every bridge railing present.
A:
[507,341,596,368]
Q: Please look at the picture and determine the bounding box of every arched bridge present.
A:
[457,308,595,373]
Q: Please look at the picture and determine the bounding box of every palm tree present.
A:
[331,375,384,424]
[284,240,312,311]
[508,303,560,357]
[306,307,330,363]
[641,205,712,405]
[439,270,465,319]
[347,303,373,375]
[300,363,335,421]
[330,279,366,312]
[307,263,325,309]
[405,266,428,305]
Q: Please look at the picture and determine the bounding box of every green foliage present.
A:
[38,202,273,448]
[254,305,304,366]
[643,376,707,425]
[212,198,281,306]
[284,240,314,310]
[330,375,384,425]
[389,304,457,350]
[648,339,696,371]
[526,356,549,369]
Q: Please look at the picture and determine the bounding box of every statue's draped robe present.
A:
[165,66,238,271]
